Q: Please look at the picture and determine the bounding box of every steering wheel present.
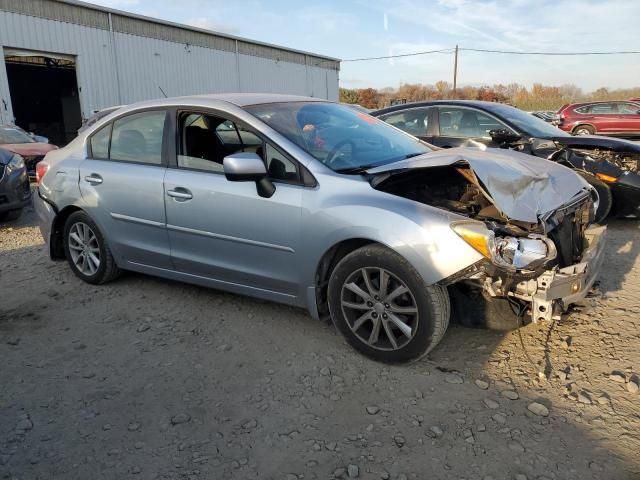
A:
[326,140,356,168]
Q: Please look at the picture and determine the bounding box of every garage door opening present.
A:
[4,49,82,146]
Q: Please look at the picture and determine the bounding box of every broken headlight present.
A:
[451,222,557,271]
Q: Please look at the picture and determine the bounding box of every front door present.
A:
[164,111,304,298]
[432,106,514,149]
[79,109,171,268]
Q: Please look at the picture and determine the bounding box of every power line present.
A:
[342,48,454,62]
[461,47,640,56]
[341,46,640,62]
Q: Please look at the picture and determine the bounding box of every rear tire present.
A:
[63,211,121,284]
[573,125,595,136]
[327,244,450,363]
[0,208,22,222]
[576,171,613,223]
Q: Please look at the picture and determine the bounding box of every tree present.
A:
[339,88,359,104]
[357,88,380,109]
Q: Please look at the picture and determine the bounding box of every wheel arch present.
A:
[572,123,596,134]
[313,238,382,320]
[50,205,84,259]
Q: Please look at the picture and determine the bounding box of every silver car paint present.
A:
[36,94,592,321]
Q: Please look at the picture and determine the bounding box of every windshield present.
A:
[485,104,569,138]
[0,126,35,144]
[245,102,431,172]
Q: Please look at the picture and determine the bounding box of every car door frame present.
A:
[162,104,316,304]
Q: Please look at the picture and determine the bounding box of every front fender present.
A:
[302,195,484,289]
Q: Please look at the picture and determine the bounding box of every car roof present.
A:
[372,100,513,116]
[126,93,330,110]
[565,100,639,108]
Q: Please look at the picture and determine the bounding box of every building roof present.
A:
[0,0,340,68]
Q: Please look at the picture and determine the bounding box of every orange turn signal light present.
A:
[451,222,493,259]
[595,172,618,183]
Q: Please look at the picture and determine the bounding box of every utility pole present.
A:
[453,44,459,98]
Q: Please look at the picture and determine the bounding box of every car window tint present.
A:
[380,108,430,136]
[589,104,616,114]
[438,108,508,138]
[618,103,640,115]
[110,111,165,164]
[90,123,111,159]
[265,143,299,183]
[179,114,263,173]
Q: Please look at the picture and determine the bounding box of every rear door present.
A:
[163,110,305,298]
[79,110,171,268]
[432,106,514,148]
[586,103,619,133]
[377,107,435,142]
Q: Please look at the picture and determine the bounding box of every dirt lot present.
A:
[1,205,639,480]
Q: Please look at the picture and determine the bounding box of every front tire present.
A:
[63,211,120,284]
[327,245,450,363]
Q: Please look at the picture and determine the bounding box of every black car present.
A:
[372,100,640,222]
[0,147,31,222]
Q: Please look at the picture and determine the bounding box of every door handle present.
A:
[84,174,103,185]
[167,188,193,200]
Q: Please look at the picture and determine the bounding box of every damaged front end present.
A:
[368,148,607,324]
[548,136,640,217]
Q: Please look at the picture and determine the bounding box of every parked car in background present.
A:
[556,100,640,136]
[0,147,31,221]
[35,94,606,362]
[530,111,558,123]
[77,106,125,134]
[372,100,640,222]
[0,124,58,177]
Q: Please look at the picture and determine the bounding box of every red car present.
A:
[0,124,58,176]
[557,100,640,136]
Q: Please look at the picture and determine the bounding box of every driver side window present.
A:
[438,107,509,138]
[178,112,302,183]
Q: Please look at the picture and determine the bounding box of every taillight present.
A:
[35,161,49,184]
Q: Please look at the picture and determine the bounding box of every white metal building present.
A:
[0,0,340,144]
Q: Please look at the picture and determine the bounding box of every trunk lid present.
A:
[367,147,591,224]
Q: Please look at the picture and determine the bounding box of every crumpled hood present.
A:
[367,147,591,224]
[551,135,640,154]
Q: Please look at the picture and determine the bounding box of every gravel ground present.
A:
[1,204,639,480]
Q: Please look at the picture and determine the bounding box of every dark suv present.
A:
[557,101,640,136]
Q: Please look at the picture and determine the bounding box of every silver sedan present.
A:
[34,94,606,362]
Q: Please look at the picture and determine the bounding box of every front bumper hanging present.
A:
[512,225,607,321]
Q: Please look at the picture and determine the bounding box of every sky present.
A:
[87,0,640,92]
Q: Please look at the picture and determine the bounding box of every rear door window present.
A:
[588,103,617,114]
[110,111,166,164]
[379,108,431,137]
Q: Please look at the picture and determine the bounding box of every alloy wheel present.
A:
[68,222,101,276]
[340,267,419,351]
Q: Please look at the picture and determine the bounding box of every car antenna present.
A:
[158,86,168,98]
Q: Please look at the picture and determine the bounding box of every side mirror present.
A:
[489,128,521,145]
[223,152,275,198]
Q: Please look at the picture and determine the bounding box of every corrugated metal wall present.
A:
[0,1,339,124]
